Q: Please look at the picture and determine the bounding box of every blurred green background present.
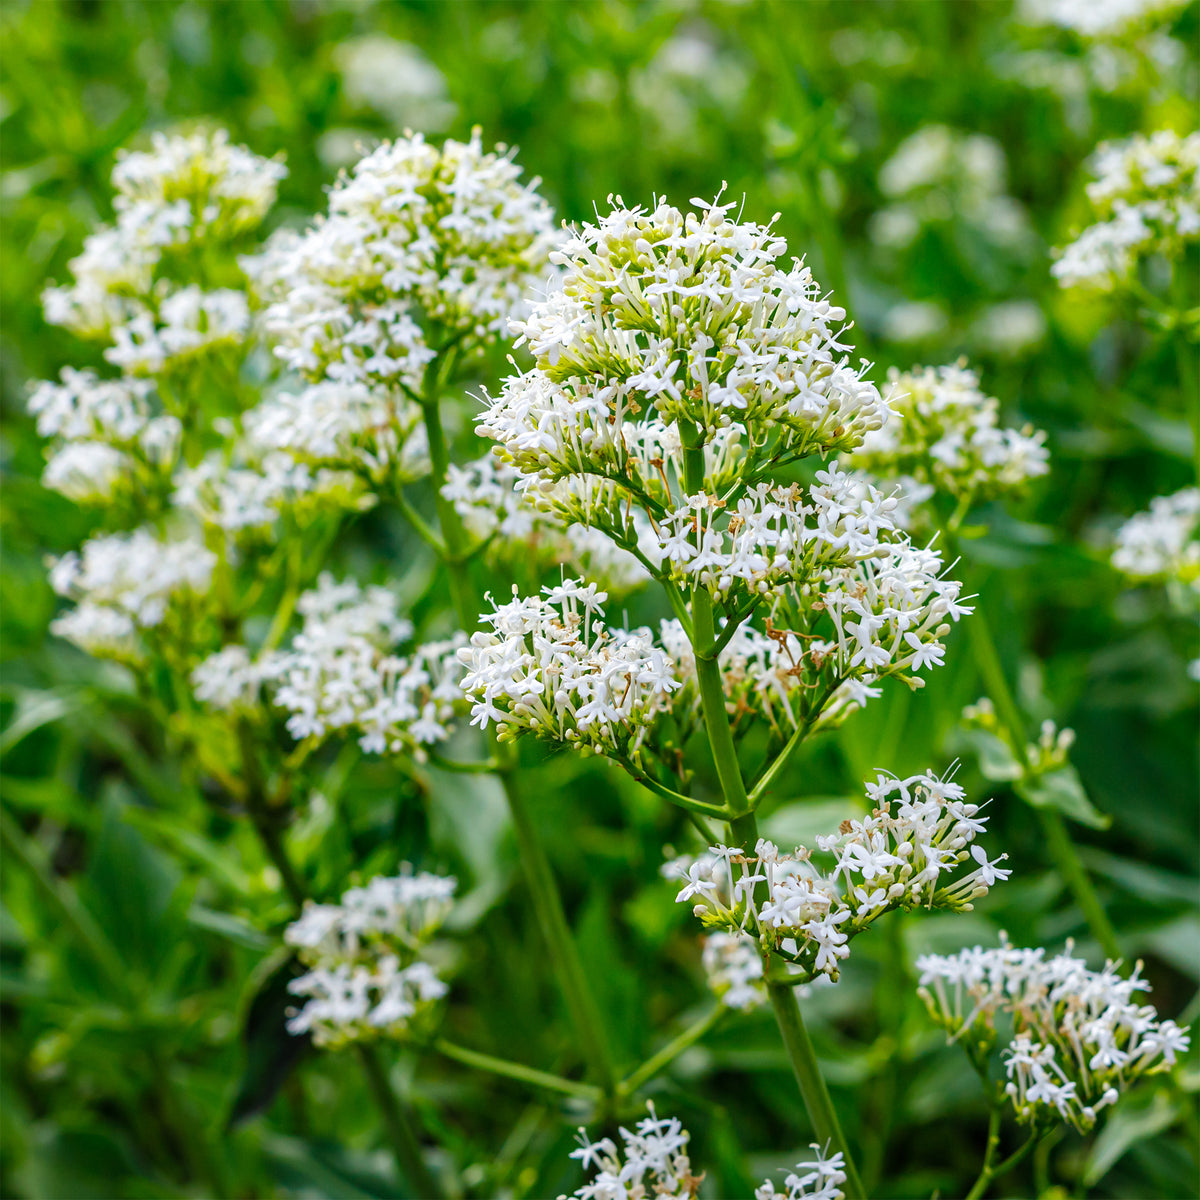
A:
[1,2,1197,1198]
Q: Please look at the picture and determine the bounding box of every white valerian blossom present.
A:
[250,129,558,392]
[43,128,284,352]
[333,36,456,131]
[870,126,1031,253]
[480,193,890,495]
[458,580,679,755]
[194,573,467,756]
[27,369,181,504]
[1053,130,1200,291]
[670,769,1008,983]
[561,1104,702,1200]
[702,931,766,1010]
[191,645,266,710]
[844,361,1049,523]
[49,529,216,659]
[918,936,1191,1132]
[284,868,455,1048]
[1111,487,1200,594]
[755,1145,847,1200]
[244,380,430,485]
[441,453,650,593]
[1017,0,1187,39]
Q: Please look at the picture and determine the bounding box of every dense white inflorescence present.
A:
[1111,486,1200,592]
[284,869,455,1048]
[844,362,1049,523]
[250,128,558,393]
[458,580,678,754]
[1053,130,1199,291]
[669,769,1008,983]
[43,129,284,353]
[917,937,1191,1131]
[755,1145,848,1200]
[702,930,766,1010]
[49,529,216,660]
[192,573,466,757]
[562,1104,702,1200]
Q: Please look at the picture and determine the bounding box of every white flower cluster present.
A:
[755,1145,847,1200]
[192,574,466,756]
[870,126,1030,252]
[1053,130,1200,291]
[251,128,557,393]
[27,369,181,504]
[173,450,371,533]
[244,380,430,486]
[284,869,455,1048]
[43,129,283,356]
[701,931,766,1011]
[1017,0,1187,39]
[844,362,1050,520]
[917,937,1191,1132]
[49,529,216,660]
[562,1104,702,1200]
[1111,486,1200,594]
[441,453,650,593]
[670,770,1008,983]
[459,580,678,754]
[479,193,890,498]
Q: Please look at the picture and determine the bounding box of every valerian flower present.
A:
[1111,486,1200,596]
[284,868,455,1048]
[917,936,1191,1132]
[669,769,1007,983]
[755,1144,847,1200]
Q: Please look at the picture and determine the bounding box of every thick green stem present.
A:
[356,1044,444,1200]
[767,981,866,1200]
[432,1038,602,1102]
[416,369,617,1093]
[967,605,1120,961]
[619,1005,724,1095]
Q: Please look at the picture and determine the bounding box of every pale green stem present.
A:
[964,1106,1002,1200]
[432,1038,602,1102]
[415,363,617,1094]
[619,1005,724,1095]
[964,1121,1040,1200]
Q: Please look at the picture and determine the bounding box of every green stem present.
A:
[415,362,618,1095]
[619,1005,724,1095]
[964,1125,1041,1200]
[356,1044,444,1200]
[432,1038,602,1102]
[964,1106,1002,1200]
[766,981,866,1200]
[966,605,1120,961]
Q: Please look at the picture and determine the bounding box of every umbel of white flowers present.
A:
[284,868,456,1049]
[192,573,467,758]
[668,769,1009,983]
[1111,486,1200,595]
[917,936,1191,1133]
[561,1104,848,1200]
[843,360,1049,531]
[1053,130,1199,292]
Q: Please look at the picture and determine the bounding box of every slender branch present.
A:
[356,1044,445,1199]
[432,1038,602,1102]
[964,1123,1041,1200]
[766,981,866,1200]
[425,751,499,775]
[394,489,448,557]
[619,1005,724,1095]
[612,756,731,819]
[963,1106,1002,1200]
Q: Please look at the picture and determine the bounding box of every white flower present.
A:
[756,1143,847,1200]
[702,931,766,1010]
[250,129,557,391]
[562,1103,701,1200]
[1053,131,1200,291]
[1111,486,1200,594]
[918,936,1191,1132]
[284,867,455,1048]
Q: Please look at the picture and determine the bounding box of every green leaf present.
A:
[955,728,1023,783]
[1016,764,1111,829]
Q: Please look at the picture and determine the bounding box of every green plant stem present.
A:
[964,1121,1040,1200]
[416,367,618,1094]
[356,1044,444,1200]
[432,1038,602,1102]
[767,981,866,1200]
[619,1005,724,1095]
[966,603,1121,962]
